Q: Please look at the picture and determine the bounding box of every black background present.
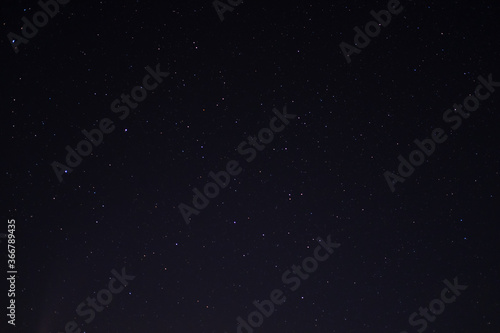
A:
[2,0,500,332]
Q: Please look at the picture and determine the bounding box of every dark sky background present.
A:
[2,0,500,332]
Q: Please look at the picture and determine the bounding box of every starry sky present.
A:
[2,0,500,332]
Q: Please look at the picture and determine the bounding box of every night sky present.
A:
[2,0,500,332]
